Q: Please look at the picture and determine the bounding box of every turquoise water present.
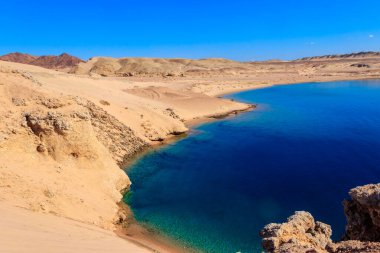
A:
[124,80,380,253]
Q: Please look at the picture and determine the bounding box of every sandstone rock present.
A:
[12,97,26,106]
[77,100,148,165]
[343,184,380,241]
[71,111,91,120]
[164,108,182,120]
[261,184,380,253]
[38,98,65,109]
[327,240,380,253]
[260,211,332,253]
[24,111,70,136]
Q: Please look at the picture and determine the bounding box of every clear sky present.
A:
[1,0,380,61]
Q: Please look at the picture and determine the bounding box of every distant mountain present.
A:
[297,51,380,61]
[0,52,38,64]
[0,52,84,69]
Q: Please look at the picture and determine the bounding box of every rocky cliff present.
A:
[260,184,380,253]
[343,184,380,242]
[0,66,148,228]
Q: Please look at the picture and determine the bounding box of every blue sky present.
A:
[1,0,379,60]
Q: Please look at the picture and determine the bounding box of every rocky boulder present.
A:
[260,184,380,253]
[343,184,380,241]
[260,211,332,253]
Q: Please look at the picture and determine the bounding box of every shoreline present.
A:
[118,102,257,253]
[115,203,192,253]
[117,76,380,252]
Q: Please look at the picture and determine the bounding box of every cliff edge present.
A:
[260,184,380,253]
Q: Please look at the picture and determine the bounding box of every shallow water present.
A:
[124,80,380,253]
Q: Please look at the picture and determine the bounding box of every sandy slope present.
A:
[0,203,150,253]
[0,60,251,253]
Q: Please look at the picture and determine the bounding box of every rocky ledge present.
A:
[260,184,380,253]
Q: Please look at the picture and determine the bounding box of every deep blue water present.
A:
[124,80,380,253]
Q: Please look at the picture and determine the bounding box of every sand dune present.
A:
[0,203,150,253]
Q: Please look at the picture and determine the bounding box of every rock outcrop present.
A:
[343,184,380,242]
[74,98,149,165]
[260,184,380,253]
[260,211,333,253]
[0,70,148,228]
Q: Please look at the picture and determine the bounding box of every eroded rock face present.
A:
[0,76,149,228]
[260,184,380,253]
[24,111,70,136]
[343,184,380,241]
[74,99,149,165]
[327,240,380,253]
[260,211,332,253]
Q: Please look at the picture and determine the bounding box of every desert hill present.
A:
[0,52,84,70]
[297,51,380,61]
[70,51,380,79]
[72,57,248,77]
[0,52,37,64]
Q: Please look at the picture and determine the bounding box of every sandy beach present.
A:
[1,53,380,252]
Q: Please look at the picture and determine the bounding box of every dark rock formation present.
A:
[0,52,37,64]
[0,52,84,70]
[30,53,84,69]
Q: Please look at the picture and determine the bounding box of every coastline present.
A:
[117,101,257,253]
[118,76,380,252]
[116,203,195,253]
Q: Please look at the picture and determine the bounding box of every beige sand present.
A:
[1,54,380,252]
[0,202,150,253]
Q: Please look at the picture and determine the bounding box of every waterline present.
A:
[125,80,380,253]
